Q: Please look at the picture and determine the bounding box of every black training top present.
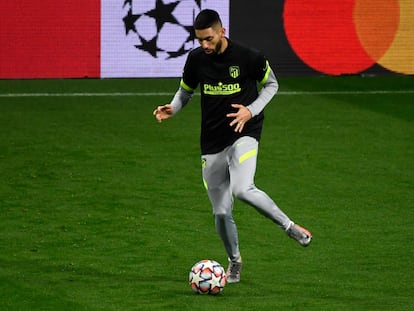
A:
[180,39,271,155]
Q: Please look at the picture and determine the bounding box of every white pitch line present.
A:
[1,90,414,98]
[0,92,175,97]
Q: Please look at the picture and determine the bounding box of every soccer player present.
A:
[153,9,312,283]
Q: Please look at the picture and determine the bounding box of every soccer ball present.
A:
[189,259,227,295]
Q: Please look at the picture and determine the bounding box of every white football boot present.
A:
[226,257,242,283]
[286,222,312,247]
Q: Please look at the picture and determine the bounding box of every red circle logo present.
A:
[283,0,413,75]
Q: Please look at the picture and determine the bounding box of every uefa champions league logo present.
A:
[123,0,202,59]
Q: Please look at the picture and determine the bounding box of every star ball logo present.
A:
[123,0,202,59]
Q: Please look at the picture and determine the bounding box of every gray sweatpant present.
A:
[201,136,292,261]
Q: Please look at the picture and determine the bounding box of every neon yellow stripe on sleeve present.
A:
[259,60,271,85]
[180,79,194,93]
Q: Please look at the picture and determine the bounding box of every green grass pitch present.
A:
[0,76,413,310]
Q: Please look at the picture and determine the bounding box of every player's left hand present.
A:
[227,104,252,133]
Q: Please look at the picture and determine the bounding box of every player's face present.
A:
[195,25,226,55]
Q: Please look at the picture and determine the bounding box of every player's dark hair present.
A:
[194,9,222,30]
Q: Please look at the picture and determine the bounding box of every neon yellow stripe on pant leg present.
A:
[203,178,208,190]
[239,149,257,164]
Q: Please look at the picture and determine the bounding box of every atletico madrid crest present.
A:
[229,66,240,78]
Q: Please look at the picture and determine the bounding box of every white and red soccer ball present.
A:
[189,259,227,295]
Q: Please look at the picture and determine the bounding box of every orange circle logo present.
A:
[283,0,414,75]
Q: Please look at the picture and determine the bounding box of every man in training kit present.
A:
[153,9,312,283]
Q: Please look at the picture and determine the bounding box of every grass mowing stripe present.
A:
[1,90,414,97]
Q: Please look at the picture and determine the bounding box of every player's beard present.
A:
[214,40,222,54]
[204,39,223,55]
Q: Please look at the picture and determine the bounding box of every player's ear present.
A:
[221,27,226,38]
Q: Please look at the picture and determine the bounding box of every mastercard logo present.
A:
[283,0,414,75]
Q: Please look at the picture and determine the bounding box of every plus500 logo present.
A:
[203,82,241,95]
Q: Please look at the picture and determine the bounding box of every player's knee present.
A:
[214,210,234,228]
[233,185,255,203]
[214,209,232,219]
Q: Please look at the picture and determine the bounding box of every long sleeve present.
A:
[170,86,193,115]
[246,68,279,117]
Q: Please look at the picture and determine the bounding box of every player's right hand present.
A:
[153,104,174,123]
